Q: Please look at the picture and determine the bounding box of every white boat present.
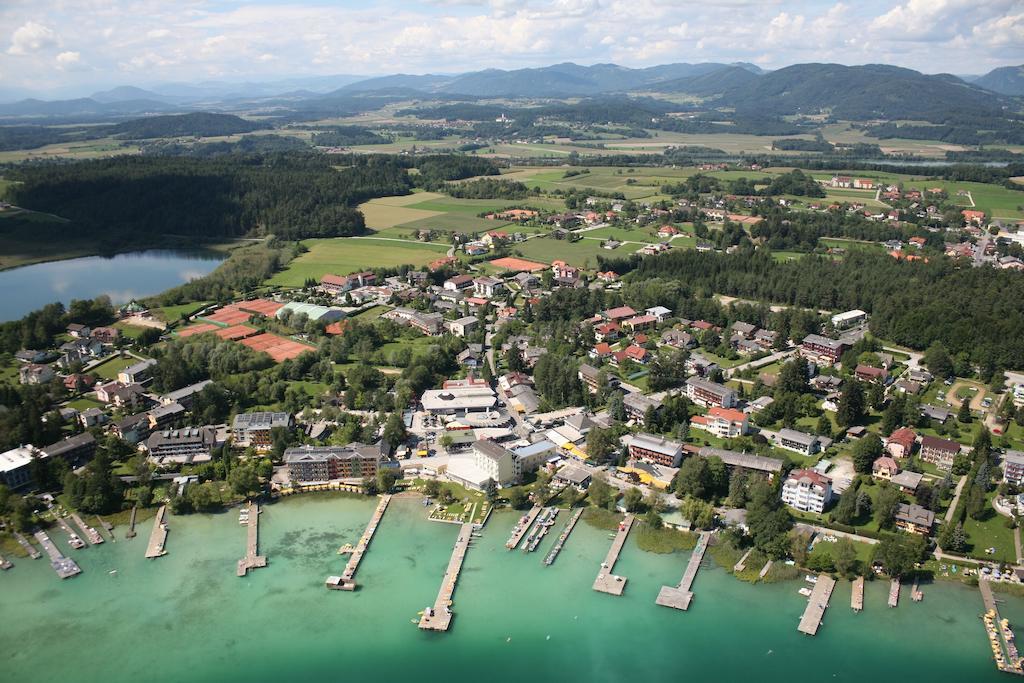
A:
[805,575,818,584]
[799,587,813,597]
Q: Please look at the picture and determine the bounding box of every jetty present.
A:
[593,514,635,596]
[0,554,12,570]
[544,508,583,566]
[758,559,774,579]
[851,576,864,612]
[97,516,115,542]
[655,530,712,611]
[71,513,104,545]
[54,515,85,549]
[145,505,169,559]
[797,574,837,635]
[126,506,138,539]
[237,502,267,577]
[14,532,41,559]
[980,580,1024,676]
[888,578,900,608]
[418,522,475,632]
[34,530,81,579]
[523,507,558,553]
[911,577,923,602]
[325,494,390,590]
[734,548,753,573]
[505,505,542,550]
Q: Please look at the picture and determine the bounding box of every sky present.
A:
[2,0,1023,97]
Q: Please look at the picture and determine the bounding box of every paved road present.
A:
[944,475,968,524]
[724,347,796,379]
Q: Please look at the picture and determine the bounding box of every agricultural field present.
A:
[0,137,140,163]
[513,235,626,268]
[268,237,449,287]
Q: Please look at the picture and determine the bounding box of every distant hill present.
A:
[109,112,266,139]
[0,97,178,118]
[91,86,169,103]
[973,65,1024,96]
[655,65,760,96]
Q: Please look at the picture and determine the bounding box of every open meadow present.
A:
[267,237,449,287]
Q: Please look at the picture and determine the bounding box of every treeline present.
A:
[772,138,834,152]
[866,118,1024,146]
[311,126,391,146]
[0,125,108,152]
[414,155,499,190]
[149,242,289,308]
[446,178,530,199]
[0,296,114,354]
[141,134,309,157]
[7,153,412,242]
[628,248,1024,368]
[109,112,266,139]
[749,206,909,251]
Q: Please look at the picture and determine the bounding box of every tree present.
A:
[674,456,711,500]
[745,479,793,558]
[923,342,954,379]
[836,379,865,428]
[376,468,399,494]
[381,412,408,453]
[874,485,902,528]
[816,414,832,437]
[607,392,626,422]
[507,487,528,510]
[588,475,615,510]
[228,464,261,497]
[789,530,812,566]
[586,427,617,464]
[834,537,858,577]
[777,356,809,395]
[623,487,643,512]
[831,484,859,525]
[938,521,967,553]
[957,400,972,424]
[852,434,884,474]
[872,534,925,578]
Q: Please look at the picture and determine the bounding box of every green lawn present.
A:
[66,397,104,410]
[153,301,212,323]
[90,355,136,380]
[514,237,619,268]
[962,491,1017,564]
[268,238,449,287]
[397,212,508,233]
[113,321,152,339]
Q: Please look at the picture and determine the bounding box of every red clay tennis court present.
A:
[236,299,284,316]
[215,325,258,341]
[239,332,314,362]
[204,307,251,325]
[204,299,283,325]
[177,323,220,338]
[488,257,548,272]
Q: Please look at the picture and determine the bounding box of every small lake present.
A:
[0,249,225,321]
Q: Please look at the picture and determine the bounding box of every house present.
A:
[661,329,694,350]
[481,230,508,247]
[731,321,757,338]
[95,381,145,409]
[59,338,102,368]
[697,447,784,479]
[472,276,504,298]
[962,209,986,226]
[886,428,917,459]
[554,466,592,490]
[920,405,952,423]
[893,503,935,535]
[578,363,603,393]
[512,271,539,290]
[893,380,922,395]
[855,364,888,383]
[627,432,684,468]
[146,427,219,465]
[919,434,961,471]
[15,349,48,364]
[19,364,54,385]
[464,241,489,256]
[41,432,97,469]
[420,386,497,416]
[685,377,737,409]
[623,315,657,332]
[457,346,483,369]
[777,428,822,456]
[1003,450,1024,486]
[594,321,621,342]
[745,396,775,414]
[623,392,662,423]
[831,309,867,329]
[445,316,479,338]
[232,412,294,450]
[117,358,157,385]
[159,379,213,409]
[498,371,533,393]
[872,456,900,480]
[79,407,107,428]
[284,443,384,482]
[781,469,832,513]
[690,407,749,439]
[321,274,353,294]
[0,447,36,489]
[657,225,678,237]
[113,412,152,444]
[754,329,778,348]
[90,326,120,346]
[602,306,636,322]
[892,470,924,494]
[444,275,474,292]
[66,323,91,338]
[800,334,847,364]
[507,385,541,414]
[645,306,672,322]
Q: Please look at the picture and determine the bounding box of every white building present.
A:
[830,309,868,329]
[781,468,832,513]
[777,428,823,456]
[421,386,497,416]
[690,407,749,439]
[0,446,36,489]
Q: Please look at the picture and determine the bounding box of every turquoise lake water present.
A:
[0,494,1013,683]
[0,249,224,321]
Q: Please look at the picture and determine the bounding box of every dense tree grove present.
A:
[629,248,1024,368]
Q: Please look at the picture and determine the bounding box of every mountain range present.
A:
[0,61,1019,123]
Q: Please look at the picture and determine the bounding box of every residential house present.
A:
[872,456,900,480]
[232,412,294,450]
[15,349,48,364]
[66,323,91,338]
[445,316,479,338]
[781,469,832,513]
[777,428,822,456]
[0,447,36,489]
[698,447,783,480]
[886,428,917,459]
[646,306,672,322]
[444,274,475,292]
[41,432,97,469]
[685,377,737,409]
[690,407,749,439]
[661,329,695,350]
[601,306,636,322]
[894,503,935,535]
[118,358,157,385]
[800,334,847,364]
[457,345,483,369]
[147,427,219,465]
[91,326,120,346]
[283,443,384,482]
[578,363,603,393]
[623,392,662,423]
[19,364,54,385]
[472,276,504,298]
[623,315,657,332]
[159,379,213,410]
[628,432,684,468]
[95,381,145,409]
[79,407,107,428]
[1003,450,1024,486]
[731,321,757,338]
[855,364,888,383]
[919,435,961,471]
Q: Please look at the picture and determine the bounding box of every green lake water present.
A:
[0,494,1013,683]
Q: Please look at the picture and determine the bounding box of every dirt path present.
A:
[946,380,987,412]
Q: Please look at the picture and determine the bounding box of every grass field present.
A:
[268,237,448,287]
[397,212,507,233]
[153,301,212,323]
[90,355,136,380]
[514,236,621,268]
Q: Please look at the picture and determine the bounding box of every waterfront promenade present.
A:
[593,514,634,596]
[327,494,390,590]
[655,530,711,611]
[145,505,168,559]
[419,522,474,632]
[34,530,81,579]
[237,502,267,577]
[798,575,837,635]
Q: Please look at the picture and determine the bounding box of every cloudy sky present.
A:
[3,0,1023,96]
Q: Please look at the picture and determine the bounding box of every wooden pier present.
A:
[34,530,81,579]
[237,502,267,577]
[13,532,41,559]
[0,554,12,570]
[733,548,753,573]
[655,530,712,611]
[911,577,923,602]
[96,516,115,542]
[325,494,390,590]
[758,559,774,579]
[126,506,138,539]
[544,508,583,566]
[418,522,475,632]
[592,514,635,596]
[505,505,542,550]
[54,515,85,548]
[145,505,168,559]
[851,576,864,612]
[70,513,104,545]
[797,575,837,635]
[980,580,1024,676]
[888,578,900,608]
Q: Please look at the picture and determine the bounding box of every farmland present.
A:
[267,237,449,287]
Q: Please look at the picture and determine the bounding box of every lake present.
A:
[0,249,224,321]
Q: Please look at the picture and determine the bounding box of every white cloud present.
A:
[7,21,59,55]
[55,51,81,69]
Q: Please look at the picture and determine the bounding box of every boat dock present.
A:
[54,515,84,548]
[145,505,168,559]
[34,530,81,579]
[980,580,1024,675]
[0,554,11,570]
[97,516,115,542]
[797,574,837,635]
[759,559,774,579]
[418,522,475,632]
[505,505,542,550]
[71,513,104,545]
[13,532,41,559]
[911,577,923,602]
[734,548,753,573]
[544,508,583,566]
[655,530,712,611]
[851,576,864,612]
[523,507,558,553]
[237,502,267,577]
[888,578,900,608]
[126,506,138,539]
[593,514,635,596]
[326,494,390,590]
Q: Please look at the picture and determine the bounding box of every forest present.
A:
[310,126,391,146]
[108,112,267,139]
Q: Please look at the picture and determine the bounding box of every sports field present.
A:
[268,237,449,287]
